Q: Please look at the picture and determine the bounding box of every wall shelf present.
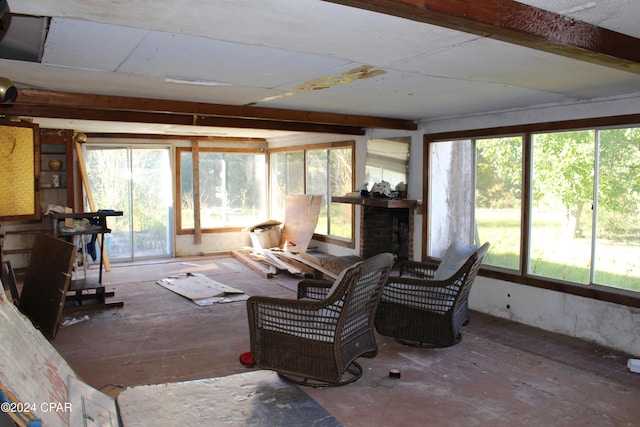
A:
[332,196,417,209]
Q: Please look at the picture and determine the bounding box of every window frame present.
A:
[424,114,640,308]
[176,146,267,235]
[269,141,355,248]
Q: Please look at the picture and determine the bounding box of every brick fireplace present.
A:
[333,197,417,261]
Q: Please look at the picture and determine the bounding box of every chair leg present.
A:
[277,361,363,388]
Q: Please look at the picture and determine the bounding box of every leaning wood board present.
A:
[19,233,76,339]
[280,194,322,251]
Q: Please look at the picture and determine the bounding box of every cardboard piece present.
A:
[280,195,322,252]
[157,273,248,306]
[64,206,73,228]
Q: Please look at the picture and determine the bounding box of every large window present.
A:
[178,148,266,231]
[86,146,173,260]
[426,123,640,303]
[270,142,354,244]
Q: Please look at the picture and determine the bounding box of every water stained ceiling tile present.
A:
[252,64,387,105]
[253,65,568,120]
[42,17,147,71]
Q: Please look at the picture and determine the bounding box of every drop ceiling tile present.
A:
[117,31,352,89]
[253,66,569,120]
[42,17,148,71]
[393,37,640,96]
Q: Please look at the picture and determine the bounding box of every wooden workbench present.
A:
[51,210,124,312]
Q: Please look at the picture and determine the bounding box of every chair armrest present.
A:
[297,279,333,300]
[399,260,438,279]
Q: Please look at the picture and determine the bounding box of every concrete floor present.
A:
[51,256,640,426]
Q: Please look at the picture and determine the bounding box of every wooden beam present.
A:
[74,139,112,271]
[9,89,417,131]
[231,249,275,278]
[1,103,368,135]
[323,0,640,74]
[82,133,267,143]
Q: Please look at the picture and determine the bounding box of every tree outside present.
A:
[475,127,640,291]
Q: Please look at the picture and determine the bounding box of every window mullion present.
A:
[522,132,533,276]
[591,131,601,284]
[326,149,332,235]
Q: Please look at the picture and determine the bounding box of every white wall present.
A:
[176,232,252,256]
[470,277,640,356]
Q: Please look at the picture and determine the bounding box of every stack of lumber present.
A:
[231,248,339,280]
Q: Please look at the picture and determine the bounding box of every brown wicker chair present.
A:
[246,252,395,387]
[375,242,490,348]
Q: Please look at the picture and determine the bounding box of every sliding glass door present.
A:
[85,146,173,261]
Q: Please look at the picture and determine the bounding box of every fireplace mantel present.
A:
[332,196,418,209]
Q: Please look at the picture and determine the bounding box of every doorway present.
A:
[84,145,173,261]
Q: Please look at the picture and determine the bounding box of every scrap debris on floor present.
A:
[232,194,350,279]
[156,272,248,306]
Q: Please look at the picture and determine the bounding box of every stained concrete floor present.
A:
[51,256,640,426]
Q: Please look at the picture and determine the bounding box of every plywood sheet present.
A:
[0,291,76,427]
[280,194,322,251]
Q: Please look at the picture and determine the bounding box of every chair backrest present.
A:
[433,241,478,281]
[337,252,395,341]
[454,242,490,305]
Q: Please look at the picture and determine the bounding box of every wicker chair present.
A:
[375,242,490,348]
[246,252,395,387]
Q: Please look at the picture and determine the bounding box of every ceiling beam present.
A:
[8,89,416,132]
[1,103,368,135]
[84,133,268,144]
[324,0,640,74]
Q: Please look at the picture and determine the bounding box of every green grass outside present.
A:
[476,208,640,292]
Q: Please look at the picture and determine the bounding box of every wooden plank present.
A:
[297,250,323,265]
[323,0,640,75]
[15,89,417,130]
[271,252,320,278]
[231,250,274,278]
[19,233,76,339]
[0,290,77,427]
[262,250,302,275]
[281,251,339,280]
[74,139,111,271]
